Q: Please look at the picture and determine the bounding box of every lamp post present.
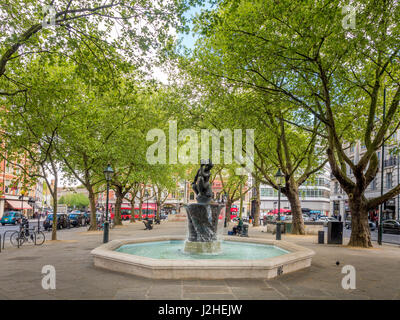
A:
[146,189,149,219]
[103,164,114,243]
[19,189,27,216]
[18,189,27,234]
[397,152,400,221]
[27,197,36,229]
[223,191,228,228]
[275,168,284,240]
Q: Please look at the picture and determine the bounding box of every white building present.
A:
[259,167,331,216]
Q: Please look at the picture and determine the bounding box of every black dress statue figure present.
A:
[184,159,225,254]
[192,159,213,203]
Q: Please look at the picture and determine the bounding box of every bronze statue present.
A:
[184,159,224,251]
[192,159,213,203]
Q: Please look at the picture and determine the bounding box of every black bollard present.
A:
[318,230,325,244]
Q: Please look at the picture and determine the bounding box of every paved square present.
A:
[0,221,399,300]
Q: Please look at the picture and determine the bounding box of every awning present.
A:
[6,200,32,210]
[270,208,291,214]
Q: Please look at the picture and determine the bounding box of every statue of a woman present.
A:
[192,159,213,203]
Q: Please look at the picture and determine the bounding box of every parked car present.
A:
[83,212,91,224]
[1,211,23,225]
[318,216,338,227]
[43,213,70,231]
[68,212,85,227]
[302,214,312,222]
[382,220,400,234]
[160,213,168,220]
[283,215,292,221]
[345,219,376,231]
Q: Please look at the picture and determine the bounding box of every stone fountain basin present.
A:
[91,236,315,280]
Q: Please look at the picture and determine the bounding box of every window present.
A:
[371,178,377,190]
[334,182,339,194]
[260,188,278,197]
[386,172,392,189]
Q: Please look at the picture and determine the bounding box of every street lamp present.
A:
[146,189,149,219]
[18,189,27,234]
[223,191,228,227]
[275,168,284,240]
[18,189,27,216]
[103,164,114,243]
[27,197,37,229]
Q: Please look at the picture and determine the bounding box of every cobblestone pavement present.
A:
[0,221,399,300]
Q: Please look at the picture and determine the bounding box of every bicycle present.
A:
[10,225,46,247]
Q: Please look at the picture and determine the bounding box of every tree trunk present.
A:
[156,200,161,220]
[88,186,97,231]
[138,198,143,221]
[253,180,261,227]
[348,195,372,247]
[129,198,136,223]
[113,190,123,226]
[285,185,305,235]
[225,199,232,226]
[51,190,57,240]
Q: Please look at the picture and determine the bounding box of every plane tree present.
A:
[189,0,400,246]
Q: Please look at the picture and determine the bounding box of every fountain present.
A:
[184,159,224,254]
[91,160,315,279]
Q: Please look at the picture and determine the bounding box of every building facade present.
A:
[0,156,44,218]
[258,168,331,216]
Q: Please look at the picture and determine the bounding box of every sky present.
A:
[178,1,213,52]
[150,1,213,84]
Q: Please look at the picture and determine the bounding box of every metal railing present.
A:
[384,157,397,167]
[2,230,16,250]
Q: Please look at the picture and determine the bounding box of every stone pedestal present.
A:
[183,202,224,254]
[184,240,221,254]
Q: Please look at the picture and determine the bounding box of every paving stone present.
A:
[0,221,399,300]
[183,293,237,300]
[183,285,231,294]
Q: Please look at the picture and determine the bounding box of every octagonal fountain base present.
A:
[91,236,315,280]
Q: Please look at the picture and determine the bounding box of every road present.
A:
[322,226,400,245]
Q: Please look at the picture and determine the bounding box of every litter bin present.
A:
[327,221,343,244]
[318,230,324,244]
[285,222,293,234]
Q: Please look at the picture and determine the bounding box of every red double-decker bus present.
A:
[110,203,157,220]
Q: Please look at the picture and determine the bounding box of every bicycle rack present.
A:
[2,230,16,250]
